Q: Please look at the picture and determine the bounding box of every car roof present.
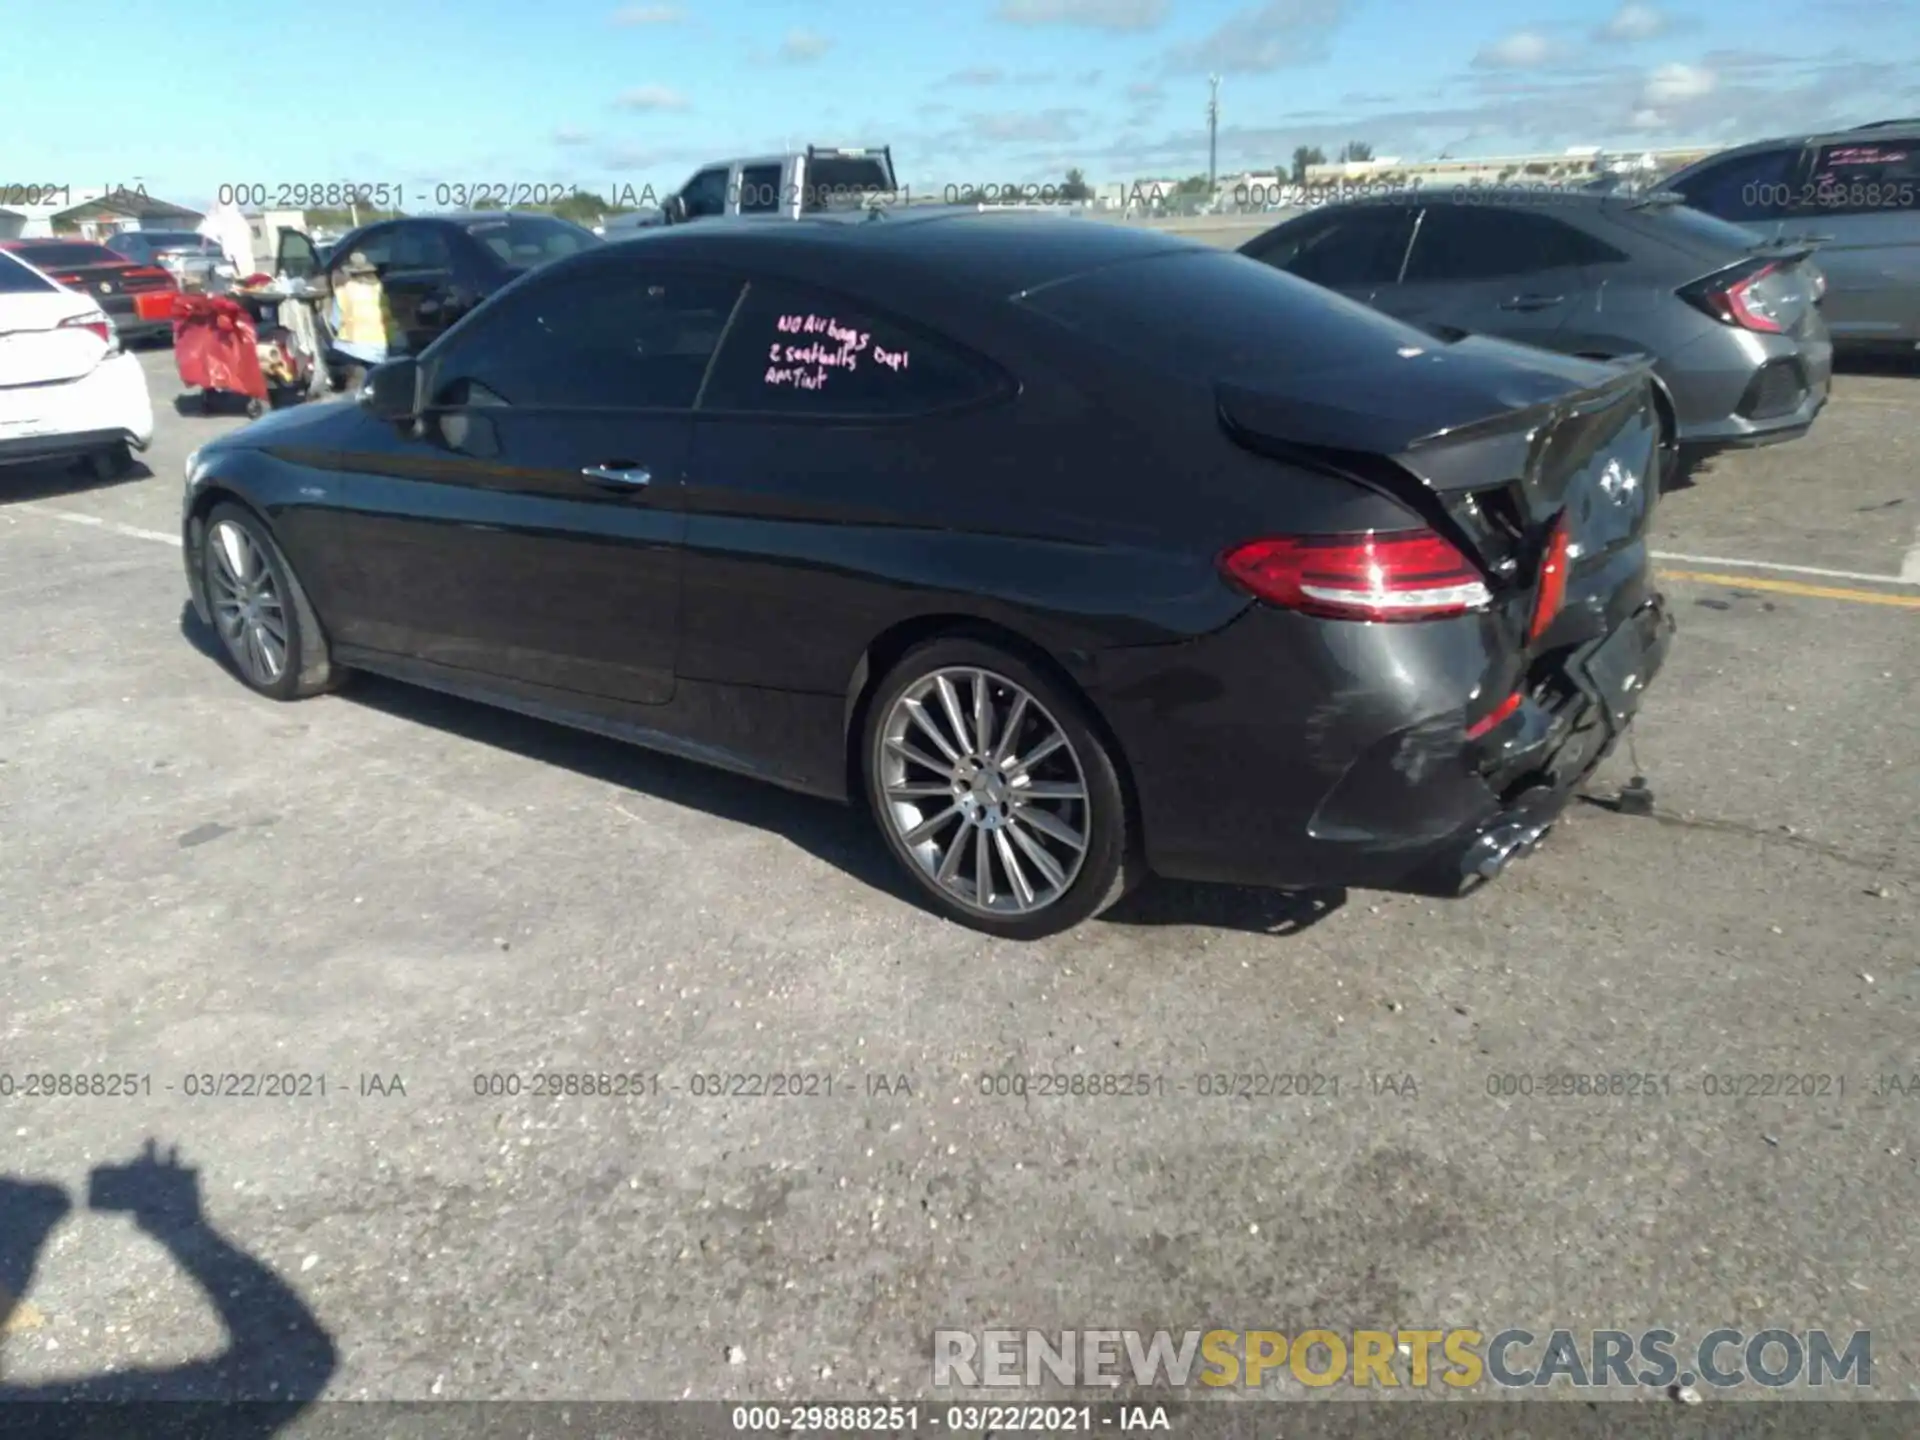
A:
[1675,120,1920,166]
[0,237,118,252]
[601,208,1201,297]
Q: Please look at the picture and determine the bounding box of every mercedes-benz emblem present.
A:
[1599,457,1639,504]
[99,281,114,292]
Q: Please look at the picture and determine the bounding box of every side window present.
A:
[1403,208,1614,282]
[427,266,743,411]
[331,226,396,281]
[390,224,453,271]
[700,280,1006,418]
[1669,146,1804,222]
[738,164,783,215]
[1803,141,1920,215]
[680,167,731,219]
[1262,208,1416,288]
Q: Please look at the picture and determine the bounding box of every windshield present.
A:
[467,215,600,268]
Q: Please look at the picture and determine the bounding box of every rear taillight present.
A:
[1219,528,1491,622]
[1528,516,1572,642]
[1683,260,1786,333]
[59,312,116,348]
[128,265,175,284]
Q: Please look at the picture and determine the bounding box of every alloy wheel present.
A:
[207,520,289,688]
[876,667,1091,917]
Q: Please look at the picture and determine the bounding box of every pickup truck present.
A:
[604,146,897,234]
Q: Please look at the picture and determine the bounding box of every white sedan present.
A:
[0,247,156,480]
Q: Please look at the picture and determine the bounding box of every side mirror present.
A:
[358,358,420,421]
[663,194,688,226]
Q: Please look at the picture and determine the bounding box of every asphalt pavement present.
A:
[0,344,1916,1406]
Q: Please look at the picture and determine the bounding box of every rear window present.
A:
[467,216,600,269]
[0,252,58,293]
[1019,249,1443,381]
[1628,202,1764,254]
[11,242,118,269]
[139,231,211,249]
[802,157,894,211]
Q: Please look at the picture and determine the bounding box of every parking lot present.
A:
[2,342,1917,1402]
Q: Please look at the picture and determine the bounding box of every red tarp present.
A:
[172,292,267,401]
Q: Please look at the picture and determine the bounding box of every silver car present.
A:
[1663,119,1920,353]
[104,230,238,292]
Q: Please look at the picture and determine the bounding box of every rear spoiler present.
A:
[1217,353,1658,575]
[1215,353,1654,462]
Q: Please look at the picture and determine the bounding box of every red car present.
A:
[0,239,178,345]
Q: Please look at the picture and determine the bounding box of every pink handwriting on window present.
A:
[776,313,870,351]
[763,316,910,389]
[764,363,829,390]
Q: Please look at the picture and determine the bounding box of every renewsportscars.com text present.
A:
[933,1327,1872,1391]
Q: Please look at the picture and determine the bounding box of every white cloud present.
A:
[1472,30,1565,69]
[609,4,683,24]
[617,85,690,111]
[1597,3,1671,42]
[945,66,1005,85]
[994,0,1167,32]
[778,28,833,61]
[967,108,1086,142]
[553,128,593,146]
[1641,61,1716,105]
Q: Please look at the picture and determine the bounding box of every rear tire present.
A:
[862,637,1141,939]
[245,397,265,419]
[200,502,341,701]
[86,442,133,481]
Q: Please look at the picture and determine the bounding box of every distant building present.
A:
[0,187,204,241]
[1302,147,1714,191]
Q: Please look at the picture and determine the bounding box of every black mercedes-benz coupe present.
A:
[181,209,1673,938]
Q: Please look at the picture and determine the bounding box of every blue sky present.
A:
[9,0,1920,209]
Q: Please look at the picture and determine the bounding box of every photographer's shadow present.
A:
[0,1140,336,1436]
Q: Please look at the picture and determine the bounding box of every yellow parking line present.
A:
[1659,568,1920,609]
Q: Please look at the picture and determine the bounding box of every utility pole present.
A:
[1206,75,1220,197]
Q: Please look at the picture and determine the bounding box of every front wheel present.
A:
[200,502,341,700]
[862,638,1139,939]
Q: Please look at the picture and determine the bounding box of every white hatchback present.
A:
[0,247,156,479]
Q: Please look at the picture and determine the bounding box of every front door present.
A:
[1377,205,1600,350]
[321,260,746,707]
[327,403,690,705]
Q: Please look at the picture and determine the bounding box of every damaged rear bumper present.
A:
[1094,587,1674,894]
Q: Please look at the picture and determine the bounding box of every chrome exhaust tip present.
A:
[1461,789,1561,884]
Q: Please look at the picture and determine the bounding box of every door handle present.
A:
[1499,294,1564,311]
[581,464,652,488]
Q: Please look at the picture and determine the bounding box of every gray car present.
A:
[1239,191,1833,481]
[104,230,237,291]
[1661,119,1920,353]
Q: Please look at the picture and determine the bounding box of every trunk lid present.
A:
[0,291,112,386]
[1216,334,1661,585]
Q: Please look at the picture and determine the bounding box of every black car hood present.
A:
[208,398,356,453]
[1215,333,1634,458]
